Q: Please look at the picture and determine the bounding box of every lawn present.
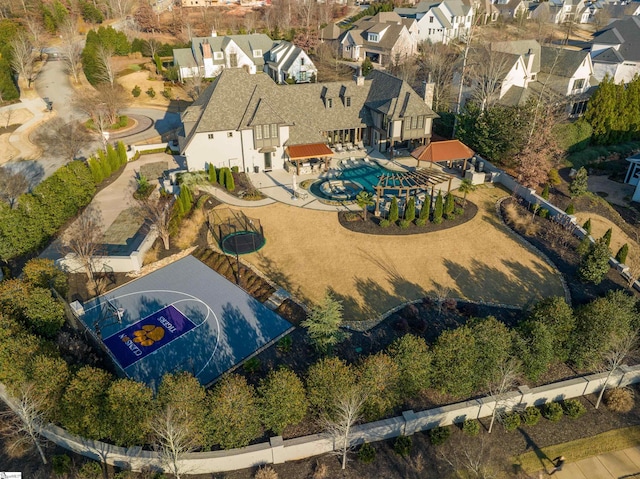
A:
[236,186,566,321]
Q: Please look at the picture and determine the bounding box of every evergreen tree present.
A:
[584,75,620,145]
[217,167,226,186]
[433,191,444,224]
[444,193,455,218]
[106,143,118,172]
[602,227,612,247]
[616,243,629,264]
[583,218,592,235]
[404,197,416,222]
[541,184,550,200]
[301,291,348,354]
[361,57,373,76]
[225,168,235,191]
[208,164,217,184]
[388,197,399,223]
[578,237,612,284]
[417,197,430,226]
[565,203,575,215]
[258,368,308,436]
[116,141,127,167]
[569,167,588,197]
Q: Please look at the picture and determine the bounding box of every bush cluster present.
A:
[604,388,634,413]
[87,142,128,184]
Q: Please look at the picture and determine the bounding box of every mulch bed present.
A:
[338,200,478,236]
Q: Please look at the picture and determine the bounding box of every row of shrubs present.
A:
[87,141,128,184]
[131,85,172,100]
[208,164,236,192]
[357,390,634,464]
[380,191,463,228]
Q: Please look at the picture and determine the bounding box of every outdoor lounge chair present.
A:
[356,141,364,150]
[335,143,344,153]
[345,142,354,151]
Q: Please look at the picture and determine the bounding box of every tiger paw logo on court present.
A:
[132,325,166,346]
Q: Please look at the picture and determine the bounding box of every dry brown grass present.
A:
[503,202,540,236]
[175,208,205,249]
[575,212,640,262]
[254,465,278,479]
[604,388,635,413]
[143,242,163,266]
[312,461,328,479]
[237,187,565,320]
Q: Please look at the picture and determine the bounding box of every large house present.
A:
[590,15,640,83]
[530,0,590,24]
[173,33,276,81]
[339,12,417,66]
[395,0,474,44]
[178,69,438,173]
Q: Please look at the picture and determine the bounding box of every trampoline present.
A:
[210,209,266,255]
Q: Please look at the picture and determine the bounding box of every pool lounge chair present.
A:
[356,141,364,150]
[334,143,344,153]
[345,142,354,151]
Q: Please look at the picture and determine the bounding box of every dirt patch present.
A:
[0,108,34,165]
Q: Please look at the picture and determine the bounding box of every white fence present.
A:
[2,365,640,474]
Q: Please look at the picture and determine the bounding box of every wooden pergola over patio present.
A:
[374,169,454,216]
[285,143,333,175]
[411,140,475,171]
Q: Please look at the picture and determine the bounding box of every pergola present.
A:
[285,143,333,175]
[373,169,454,216]
[411,139,475,171]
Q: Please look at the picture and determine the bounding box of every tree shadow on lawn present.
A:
[443,258,550,307]
[254,252,310,305]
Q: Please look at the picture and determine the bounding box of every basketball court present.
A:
[77,255,293,389]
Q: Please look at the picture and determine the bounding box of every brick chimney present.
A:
[354,66,365,86]
[422,74,435,110]
[211,28,217,37]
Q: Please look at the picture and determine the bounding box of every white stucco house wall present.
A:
[395,0,473,44]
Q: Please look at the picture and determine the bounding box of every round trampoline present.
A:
[220,230,266,255]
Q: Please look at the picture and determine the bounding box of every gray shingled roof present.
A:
[592,46,625,63]
[183,69,436,147]
[320,23,343,41]
[593,16,640,62]
[350,17,409,50]
[491,40,541,73]
[173,48,197,68]
[540,46,589,77]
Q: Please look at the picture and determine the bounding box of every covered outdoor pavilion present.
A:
[285,143,333,175]
[411,139,475,171]
[373,169,454,216]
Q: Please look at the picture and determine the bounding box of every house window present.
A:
[227,132,233,138]
[327,98,333,108]
[253,49,262,58]
[300,71,307,81]
[208,133,214,139]
[429,16,434,23]
[213,52,223,60]
[271,124,278,137]
[368,33,379,42]
[417,116,424,128]
[346,45,351,51]
[300,57,305,65]
[255,126,262,140]
[229,53,238,67]
[346,97,351,107]
[263,124,270,139]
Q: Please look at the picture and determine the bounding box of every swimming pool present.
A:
[309,161,397,201]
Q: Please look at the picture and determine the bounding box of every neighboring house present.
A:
[590,15,640,82]
[530,0,590,23]
[319,22,344,48]
[495,0,530,20]
[537,46,597,116]
[395,0,474,44]
[589,2,640,23]
[178,69,438,173]
[265,41,318,84]
[340,12,417,66]
[470,0,500,23]
[173,33,276,81]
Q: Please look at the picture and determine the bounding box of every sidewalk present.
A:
[3,97,49,162]
[536,446,640,478]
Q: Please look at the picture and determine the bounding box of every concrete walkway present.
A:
[536,446,640,478]
[4,97,49,161]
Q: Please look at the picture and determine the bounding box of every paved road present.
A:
[1,53,182,184]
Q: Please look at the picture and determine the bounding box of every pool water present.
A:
[310,162,397,201]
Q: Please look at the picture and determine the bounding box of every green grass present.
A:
[566,141,640,169]
[513,426,640,473]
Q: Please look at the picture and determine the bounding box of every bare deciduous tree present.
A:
[185,68,205,100]
[595,332,637,409]
[144,38,162,59]
[137,192,174,250]
[150,406,198,479]
[59,17,83,84]
[0,167,29,208]
[25,16,45,60]
[321,385,368,470]
[487,358,521,433]
[417,42,458,112]
[468,47,512,111]
[95,44,116,87]
[63,207,104,281]
[0,383,49,464]
[439,434,502,479]
[108,0,136,19]
[32,118,94,161]
[10,32,36,89]
[1,108,14,128]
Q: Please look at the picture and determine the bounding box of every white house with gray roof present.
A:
[590,15,640,83]
[265,41,317,84]
[395,0,473,44]
[178,69,437,174]
[173,33,276,82]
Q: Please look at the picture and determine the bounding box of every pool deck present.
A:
[246,149,462,212]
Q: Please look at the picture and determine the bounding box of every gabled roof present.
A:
[190,34,276,67]
[182,69,436,148]
[592,16,640,62]
[174,48,197,68]
[540,46,590,77]
[350,18,411,50]
[411,139,474,162]
[320,23,343,41]
[266,41,312,74]
[491,40,541,73]
[592,46,625,63]
[395,0,471,18]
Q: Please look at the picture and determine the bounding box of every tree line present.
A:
[2,260,637,456]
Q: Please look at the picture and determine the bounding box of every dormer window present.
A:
[346,97,351,107]
[327,98,333,108]
[213,52,223,60]
[368,33,379,42]
[253,49,262,58]
[429,16,434,22]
